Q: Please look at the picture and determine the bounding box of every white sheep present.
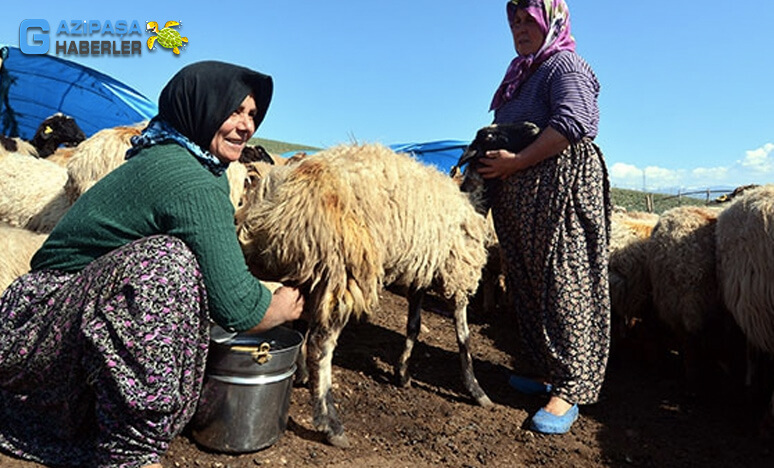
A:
[63,122,146,203]
[236,142,493,448]
[716,185,774,428]
[472,212,507,315]
[1,122,150,233]
[0,223,48,295]
[0,152,70,232]
[2,123,161,234]
[45,146,78,167]
[647,205,741,389]
[717,184,774,353]
[62,121,253,213]
[228,156,288,213]
[0,134,37,158]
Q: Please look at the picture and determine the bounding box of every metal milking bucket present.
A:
[191,325,304,453]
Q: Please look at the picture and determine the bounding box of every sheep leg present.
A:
[453,299,493,407]
[293,319,310,386]
[307,319,350,448]
[396,287,425,387]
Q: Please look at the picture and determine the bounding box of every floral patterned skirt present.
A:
[0,235,210,467]
[492,140,611,405]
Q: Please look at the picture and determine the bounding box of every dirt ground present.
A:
[1,289,773,468]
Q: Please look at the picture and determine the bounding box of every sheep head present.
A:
[239,144,276,165]
[713,184,760,204]
[454,121,540,214]
[30,113,87,158]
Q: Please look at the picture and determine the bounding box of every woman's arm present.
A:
[476,126,569,180]
[245,285,305,333]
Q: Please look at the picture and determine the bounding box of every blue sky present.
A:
[1,1,772,192]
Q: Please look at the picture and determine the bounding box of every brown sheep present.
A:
[608,210,659,337]
[236,143,493,448]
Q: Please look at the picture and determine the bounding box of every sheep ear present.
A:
[455,148,479,169]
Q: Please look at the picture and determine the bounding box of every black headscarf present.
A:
[158,61,273,151]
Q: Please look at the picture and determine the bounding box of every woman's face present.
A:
[510,9,545,56]
[209,94,257,164]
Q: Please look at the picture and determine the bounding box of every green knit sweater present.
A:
[31,143,271,331]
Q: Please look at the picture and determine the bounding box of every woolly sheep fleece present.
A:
[716,184,774,353]
[62,122,252,211]
[648,205,724,336]
[63,123,145,203]
[0,223,48,294]
[236,143,490,325]
[608,210,659,327]
[0,152,70,232]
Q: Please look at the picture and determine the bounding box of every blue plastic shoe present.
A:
[508,374,553,395]
[529,404,579,434]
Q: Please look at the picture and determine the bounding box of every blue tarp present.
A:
[282,140,470,175]
[0,46,472,173]
[389,140,469,175]
[0,45,157,140]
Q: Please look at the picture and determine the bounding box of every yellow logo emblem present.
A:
[146,21,188,55]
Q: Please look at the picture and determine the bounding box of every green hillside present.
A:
[248,137,320,156]
[610,187,720,214]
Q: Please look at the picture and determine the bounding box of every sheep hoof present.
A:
[396,373,411,388]
[477,395,494,408]
[293,372,309,387]
[327,432,351,449]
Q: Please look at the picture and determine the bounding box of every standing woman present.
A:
[0,61,304,467]
[478,0,611,434]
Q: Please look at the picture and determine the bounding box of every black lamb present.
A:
[29,113,86,158]
[453,121,541,213]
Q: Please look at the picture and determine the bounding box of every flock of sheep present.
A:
[610,186,774,433]
[2,116,774,445]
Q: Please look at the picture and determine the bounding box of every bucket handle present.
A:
[207,364,297,385]
[230,342,272,365]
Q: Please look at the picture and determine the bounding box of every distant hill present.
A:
[248,137,320,156]
[611,187,725,214]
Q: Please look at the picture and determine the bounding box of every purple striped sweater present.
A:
[494,50,600,143]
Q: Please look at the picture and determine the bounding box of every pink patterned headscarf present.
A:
[490,0,575,111]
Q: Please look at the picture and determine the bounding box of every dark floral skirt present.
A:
[0,235,210,467]
[492,140,611,405]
